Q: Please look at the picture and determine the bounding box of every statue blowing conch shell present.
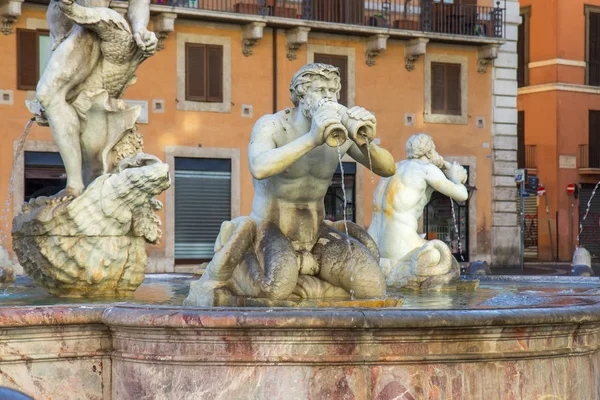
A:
[184,63,399,307]
[12,0,169,297]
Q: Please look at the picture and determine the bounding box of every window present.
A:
[431,62,461,116]
[174,157,231,263]
[324,162,355,222]
[424,167,470,262]
[17,29,50,90]
[309,0,363,25]
[589,110,600,168]
[314,53,348,106]
[185,43,223,102]
[518,7,530,87]
[24,151,66,200]
[588,7,600,86]
[517,111,525,168]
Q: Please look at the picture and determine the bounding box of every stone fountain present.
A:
[184,63,399,307]
[1,7,600,396]
[10,0,169,297]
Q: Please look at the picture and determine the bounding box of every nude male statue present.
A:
[184,63,397,306]
[36,0,157,197]
[368,133,468,289]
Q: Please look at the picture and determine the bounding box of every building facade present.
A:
[0,0,519,272]
[517,0,600,261]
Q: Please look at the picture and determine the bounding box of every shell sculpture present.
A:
[12,153,170,297]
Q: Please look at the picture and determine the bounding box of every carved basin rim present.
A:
[1,301,600,329]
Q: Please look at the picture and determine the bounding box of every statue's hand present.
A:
[134,28,158,57]
[345,106,376,146]
[445,161,468,185]
[346,106,376,124]
[309,106,343,146]
[58,0,75,8]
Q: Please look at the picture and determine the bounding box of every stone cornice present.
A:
[528,58,587,69]
[518,83,600,95]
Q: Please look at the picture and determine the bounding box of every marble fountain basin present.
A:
[1,274,600,400]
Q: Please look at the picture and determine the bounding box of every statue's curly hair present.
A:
[406,133,436,159]
[289,63,341,107]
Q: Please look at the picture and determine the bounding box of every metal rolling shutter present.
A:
[174,158,231,260]
[517,195,538,259]
[579,184,600,257]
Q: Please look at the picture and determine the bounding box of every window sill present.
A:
[424,113,468,125]
[177,99,231,113]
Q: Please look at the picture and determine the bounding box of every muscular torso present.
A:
[369,160,432,259]
[251,109,353,250]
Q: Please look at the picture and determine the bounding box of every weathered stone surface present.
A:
[12,0,168,298]
[185,64,396,306]
[0,244,15,283]
[369,134,466,290]
[2,289,600,399]
[12,154,170,297]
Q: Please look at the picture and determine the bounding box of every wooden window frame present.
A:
[16,28,49,91]
[585,5,600,85]
[313,53,348,106]
[185,43,223,103]
[431,62,462,116]
[424,54,468,125]
[518,6,531,88]
[517,111,525,168]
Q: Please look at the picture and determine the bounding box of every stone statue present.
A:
[12,0,168,297]
[0,244,15,283]
[185,63,397,307]
[12,154,169,297]
[29,0,157,196]
[368,133,468,290]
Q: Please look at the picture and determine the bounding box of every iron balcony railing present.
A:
[579,144,600,169]
[152,0,505,39]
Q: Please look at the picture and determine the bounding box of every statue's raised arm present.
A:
[185,63,399,307]
[369,133,468,291]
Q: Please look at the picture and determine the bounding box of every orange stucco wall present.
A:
[0,5,494,267]
[518,0,600,261]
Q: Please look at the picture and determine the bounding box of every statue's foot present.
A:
[63,185,83,198]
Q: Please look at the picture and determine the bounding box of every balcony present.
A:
[140,0,505,42]
[578,144,600,174]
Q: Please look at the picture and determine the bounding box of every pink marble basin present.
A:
[1,275,599,399]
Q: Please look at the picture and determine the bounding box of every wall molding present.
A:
[528,59,587,69]
[518,83,600,95]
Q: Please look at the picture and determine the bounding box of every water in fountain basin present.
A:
[0,119,35,247]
